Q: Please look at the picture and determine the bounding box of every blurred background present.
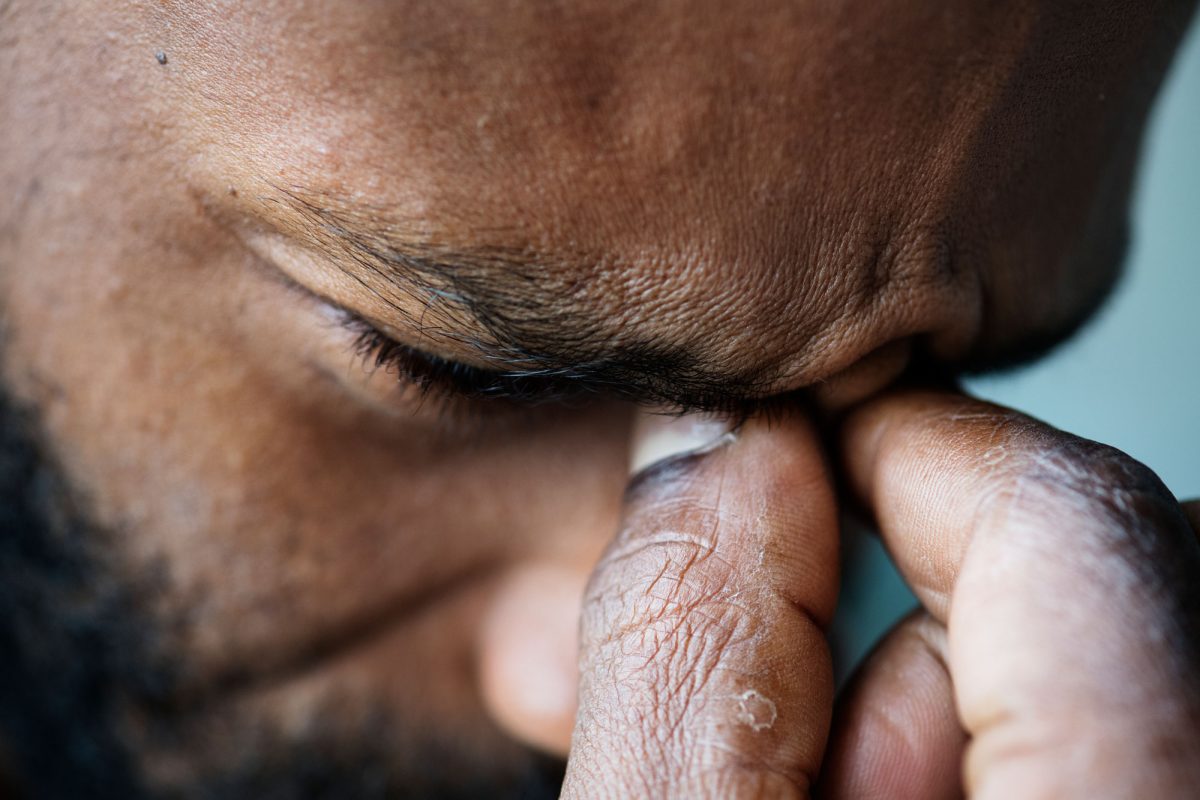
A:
[838,14,1200,672]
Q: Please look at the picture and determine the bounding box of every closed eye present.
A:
[341,313,606,409]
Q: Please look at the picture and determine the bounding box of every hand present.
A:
[560,393,1200,798]
[822,389,1200,798]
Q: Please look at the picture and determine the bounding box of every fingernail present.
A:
[629,412,737,475]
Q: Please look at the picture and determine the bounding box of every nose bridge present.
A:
[609,217,968,409]
[607,234,879,391]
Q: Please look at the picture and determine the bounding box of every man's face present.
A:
[0,0,1185,795]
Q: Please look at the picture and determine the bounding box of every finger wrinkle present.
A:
[567,413,836,798]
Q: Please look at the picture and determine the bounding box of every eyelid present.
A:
[253,247,599,418]
[336,312,785,423]
[339,313,599,409]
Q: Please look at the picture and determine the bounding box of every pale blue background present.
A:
[837,17,1200,671]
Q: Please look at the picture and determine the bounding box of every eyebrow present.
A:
[274,187,782,414]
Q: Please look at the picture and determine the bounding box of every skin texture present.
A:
[563,415,839,798]
[1,0,1198,796]
[823,391,1200,799]
[560,393,1200,798]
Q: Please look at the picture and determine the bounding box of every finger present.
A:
[841,390,1200,798]
[562,411,840,799]
[819,612,964,800]
[1182,499,1200,538]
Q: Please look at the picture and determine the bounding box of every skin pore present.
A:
[1,0,1198,797]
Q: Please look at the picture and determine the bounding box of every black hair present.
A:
[0,389,146,799]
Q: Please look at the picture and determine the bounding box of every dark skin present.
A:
[1,1,1198,797]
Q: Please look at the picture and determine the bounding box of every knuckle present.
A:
[980,429,1183,567]
[1006,436,1171,520]
[574,497,827,798]
[589,538,746,665]
[581,512,768,729]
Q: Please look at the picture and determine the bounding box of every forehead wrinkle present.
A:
[274,187,784,412]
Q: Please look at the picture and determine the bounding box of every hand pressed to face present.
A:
[0,0,1195,795]
[823,392,1200,799]
[564,413,840,797]
[561,394,1200,798]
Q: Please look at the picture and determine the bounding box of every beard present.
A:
[0,388,564,800]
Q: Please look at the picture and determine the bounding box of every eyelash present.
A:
[342,315,595,409]
[338,313,786,424]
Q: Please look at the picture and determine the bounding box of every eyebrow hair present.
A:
[274,187,784,414]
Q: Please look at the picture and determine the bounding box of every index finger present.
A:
[840,389,1200,797]
[562,411,840,798]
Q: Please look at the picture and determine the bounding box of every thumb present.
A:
[561,411,839,799]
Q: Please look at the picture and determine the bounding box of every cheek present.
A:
[135,384,631,772]
[88,328,631,695]
[5,174,632,700]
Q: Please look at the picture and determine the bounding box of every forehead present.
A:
[150,0,954,380]
[163,1,827,233]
